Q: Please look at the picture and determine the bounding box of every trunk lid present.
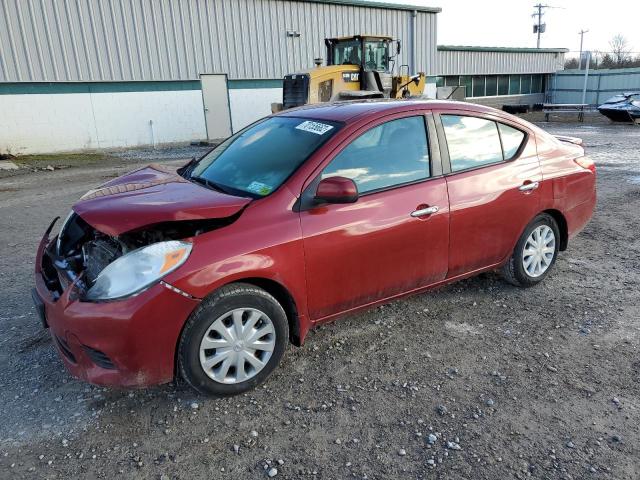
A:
[73,164,251,236]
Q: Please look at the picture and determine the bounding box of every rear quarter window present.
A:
[497,123,526,160]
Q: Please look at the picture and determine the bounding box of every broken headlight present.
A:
[84,241,192,301]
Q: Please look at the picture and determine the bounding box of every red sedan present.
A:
[33,100,596,396]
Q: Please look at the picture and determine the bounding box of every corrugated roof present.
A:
[438,45,568,53]
[294,0,441,14]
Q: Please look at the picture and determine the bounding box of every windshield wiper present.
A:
[189,175,232,195]
[178,156,197,178]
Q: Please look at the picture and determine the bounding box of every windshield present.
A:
[364,40,389,71]
[603,95,627,104]
[332,39,362,66]
[189,117,341,197]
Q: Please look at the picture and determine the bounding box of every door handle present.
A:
[411,205,439,217]
[518,181,539,192]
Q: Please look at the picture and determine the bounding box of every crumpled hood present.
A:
[73,164,251,236]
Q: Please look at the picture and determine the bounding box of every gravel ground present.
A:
[0,123,639,479]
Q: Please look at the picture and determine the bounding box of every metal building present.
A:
[435,46,567,108]
[0,0,439,82]
[0,0,566,154]
[0,0,440,153]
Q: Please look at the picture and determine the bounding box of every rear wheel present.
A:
[178,283,289,396]
[501,214,560,287]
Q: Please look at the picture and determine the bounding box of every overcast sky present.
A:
[376,0,640,57]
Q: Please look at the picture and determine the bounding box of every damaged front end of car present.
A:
[38,164,254,303]
[32,163,259,386]
[44,211,240,303]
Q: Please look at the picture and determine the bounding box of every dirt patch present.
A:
[13,152,112,169]
[1,145,212,179]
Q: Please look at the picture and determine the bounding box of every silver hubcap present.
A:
[199,308,275,384]
[523,225,556,277]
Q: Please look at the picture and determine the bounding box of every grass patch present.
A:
[13,152,114,169]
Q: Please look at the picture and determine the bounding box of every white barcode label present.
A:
[295,120,334,135]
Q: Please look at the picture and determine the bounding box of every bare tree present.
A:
[564,57,579,69]
[609,34,631,67]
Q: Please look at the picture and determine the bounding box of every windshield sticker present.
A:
[246,181,273,196]
[295,120,334,135]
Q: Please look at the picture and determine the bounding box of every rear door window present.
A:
[322,116,430,194]
[441,115,503,172]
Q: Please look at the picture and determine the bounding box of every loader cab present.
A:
[325,36,394,73]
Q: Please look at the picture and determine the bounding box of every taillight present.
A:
[574,157,595,173]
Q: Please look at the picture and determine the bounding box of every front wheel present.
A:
[501,214,560,287]
[178,283,289,396]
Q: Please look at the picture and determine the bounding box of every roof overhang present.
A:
[438,45,568,54]
[294,0,441,14]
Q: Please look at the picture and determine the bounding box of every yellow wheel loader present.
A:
[273,35,426,112]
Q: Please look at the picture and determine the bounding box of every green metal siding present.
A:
[0,79,284,95]
[0,81,201,95]
[227,79,283,89]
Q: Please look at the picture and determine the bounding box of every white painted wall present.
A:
[0,89,207,154]
[228,88,283,132]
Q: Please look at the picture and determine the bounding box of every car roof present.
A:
[277,99,501,123]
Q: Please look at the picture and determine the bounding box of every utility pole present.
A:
[532,4,563,48]
[532,4,547,48]
[581,51,591,105]
[579,29,589,69]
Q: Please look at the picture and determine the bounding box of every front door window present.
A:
[322,116,430,193]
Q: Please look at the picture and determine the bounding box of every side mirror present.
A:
[315,176,358,204]
[396,40,402,55]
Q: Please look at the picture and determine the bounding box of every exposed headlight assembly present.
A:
[84,241,192,301]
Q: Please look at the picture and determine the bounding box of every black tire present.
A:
[501,213,560,287]
[178,283,289,397]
